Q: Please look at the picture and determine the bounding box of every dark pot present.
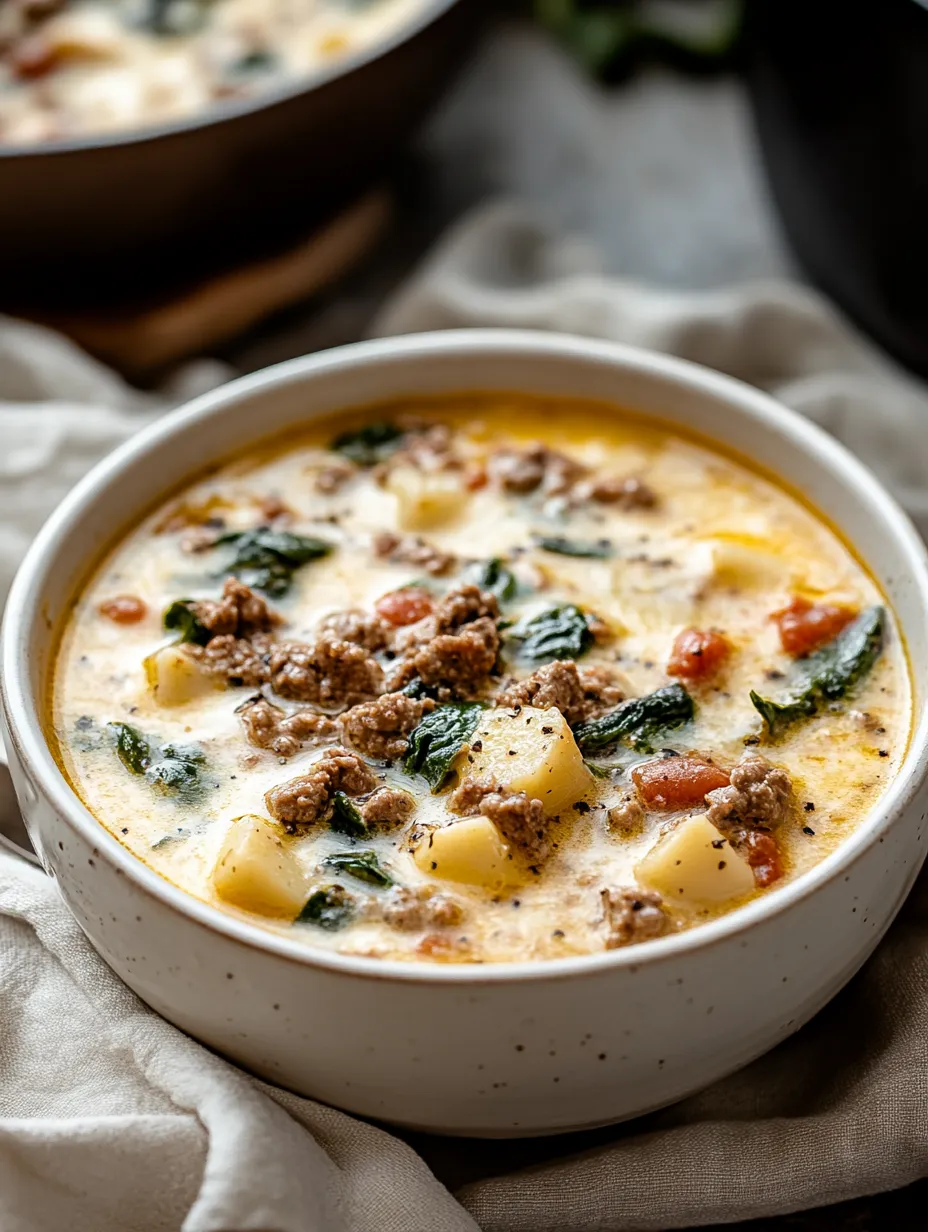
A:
[744,0,928,377]
[0,0,484,314]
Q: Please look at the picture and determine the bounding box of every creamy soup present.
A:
[52,395,910,964]
[0,0,427,144]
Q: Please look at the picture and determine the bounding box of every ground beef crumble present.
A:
[314,460,356,494]
[601,887,669,948]
[186,632,273,688]
[265,747,378,830]
[705,754,793,834]
[408,617,500,696]
[317,608,390,652]
[373,531,456,577]
[582,475,658,509]
[489,444,585,496]
[389,585,502,697]
[607,795,646,835]
[193,578,281,639]
[237,696,336,759]
[269,638,383,709]
[339,692,435,760]
[359,786,416,827]
[450,777,549,863]
[376,885,464,930]
[496,660,625,724]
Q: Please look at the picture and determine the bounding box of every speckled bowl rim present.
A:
[0,0,461,159]
[4,329,928,986]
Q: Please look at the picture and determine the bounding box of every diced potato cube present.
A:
[413,816,519,888]
[704,535,794,589]
[385,464,464,531]
[211,816,307,918]
[636,813,755,906]
[461,706,592,816]
[144,645,220,707]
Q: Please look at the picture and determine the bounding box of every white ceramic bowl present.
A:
[3,331,928,1137]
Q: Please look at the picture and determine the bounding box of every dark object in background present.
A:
[745,0,928,378]
[0,0,483,315]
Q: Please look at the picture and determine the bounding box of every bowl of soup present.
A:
[3,330,927,1136]
[0,0,482,312]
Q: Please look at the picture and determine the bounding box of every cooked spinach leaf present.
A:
[331,421,405,467]
[329,791,370,840]
[512,604,594,663]
[584,760,614,780]
[405,702,486,792]
[163,598,211,645]
[321,850,393,887]
[534,535,614,559]
[109,724,209,800]
[136,0,211,37]
[297,884,356,929]
[110,722,152,775]
[573,683,695,754]
[401,678,441,701]
[464,558,518,601]
[215,526,333,597]
[751,605,885,737]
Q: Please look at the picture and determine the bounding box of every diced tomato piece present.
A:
[772,596,857,657]
[375,588,434,627]
[667,628,731,681]
[632,757,731,810]
[464,463,488,491]
[741,831,783,887]
[98,595,148,625]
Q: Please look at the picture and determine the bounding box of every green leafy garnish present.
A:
[405,702,486,792]
[573,684,695,754]
[296,884,356,929]
[402,678,441,701]
[329,791,370,840]
[331,421,405,467]
[215,526,333,597]
[111,722,152,775]
[321,850,393,887]
[464,558,518,601]
[109,724,209,800]
[751,606,885,737]
[584,760,614,780]
[534,535,614,559]
[162,598,211,645]
[512,605,595,663]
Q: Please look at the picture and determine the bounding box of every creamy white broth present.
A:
[0,0,427,144]
[52,396,910,964]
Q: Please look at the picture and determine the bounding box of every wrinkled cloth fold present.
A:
[1,204,927,1232]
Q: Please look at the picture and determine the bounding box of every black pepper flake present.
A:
[512,899,521,908]
[803,825,816,836]
[552,929,565,938]
[471,740,483,752]
[804,801,815,812]
[573,801,591,814]
[120,827,129,835]
[718,860,727,870]
[541,726,554,735]
[878,749,889,758]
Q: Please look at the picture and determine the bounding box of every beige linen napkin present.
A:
[2,205,928,1232]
